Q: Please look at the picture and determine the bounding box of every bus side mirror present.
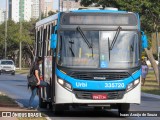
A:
[141,31,148,49]
[51,34,57,49]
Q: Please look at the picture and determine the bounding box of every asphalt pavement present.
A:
[0,73,160,120]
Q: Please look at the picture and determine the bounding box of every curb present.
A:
[46,117,52,120]
[142,92,160,99]
[15,100,51,120]
[15,101,24,108]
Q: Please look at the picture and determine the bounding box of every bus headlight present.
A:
[126,79,140,92]
[57,78,72,91]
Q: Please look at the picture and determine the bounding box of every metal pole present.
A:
[62,0,63,12]
[5,0,8,59]
[59,0,61,12]
[39,0,41,20]
[19,41,22,70]
[157,30,160,87]
[157,31,159,67]
[19,4,22,70]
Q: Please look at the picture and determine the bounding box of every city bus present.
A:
[35,8,148,113]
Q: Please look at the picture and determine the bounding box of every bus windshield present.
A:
[57,30,140,69]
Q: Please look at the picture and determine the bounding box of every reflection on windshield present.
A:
[100,31,139,68]
[58,31,99,68]
[58,31,140,68]
[1,61,13,65]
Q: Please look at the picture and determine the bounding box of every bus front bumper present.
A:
[55,79,141,104]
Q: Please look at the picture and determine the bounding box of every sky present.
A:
[0,0,6,9]
[0,0,58,10]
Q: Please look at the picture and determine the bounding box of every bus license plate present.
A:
[92,94,107,100]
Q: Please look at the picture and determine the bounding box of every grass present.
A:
[0,92,18,107]
[16,68,29,74]
[141,71,160,95]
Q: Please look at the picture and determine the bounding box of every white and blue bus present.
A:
[35,8,148,113]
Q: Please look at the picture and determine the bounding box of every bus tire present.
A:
[39,97,47,108]
[118,103,130,114]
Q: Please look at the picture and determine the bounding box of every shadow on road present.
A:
[40,109,121,117]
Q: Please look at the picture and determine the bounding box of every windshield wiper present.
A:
[69,39,75,57]
[110,26,122,50]
[77,26,92,48]
[108,37,111,61]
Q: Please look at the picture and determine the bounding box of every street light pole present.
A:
[39,0,41,20]
[5,0,8,59]
[157,30,160,87]
[19,0,22,70]
[19,21,22,70]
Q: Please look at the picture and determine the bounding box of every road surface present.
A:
[0,74,159,120]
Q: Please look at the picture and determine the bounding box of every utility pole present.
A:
[157,30,160,87]
[19,0,22,70]
[39,0,41,20]
[5,0,8,59]
[19,21,22,70]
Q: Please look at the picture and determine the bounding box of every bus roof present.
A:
[71,9,128,13]
[36,9,134,28]
[36,13,59,28]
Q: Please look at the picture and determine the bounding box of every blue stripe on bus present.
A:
[71,10,127,13]
[57,13,61,28]
[56,68,141,91]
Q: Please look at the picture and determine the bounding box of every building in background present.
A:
[41,0,54,16]
[45,0,54,16]
[59,0,81,11]
[31,0,40,19]
[8,0,55,22]
[0,9,5,24]
[9,0,32,22]
[31,0,54,19]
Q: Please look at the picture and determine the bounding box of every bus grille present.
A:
[70,72,130,80]
[74,90,125,100]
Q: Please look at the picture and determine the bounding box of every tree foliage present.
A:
[0,19,36,66]
[81,0,160,33]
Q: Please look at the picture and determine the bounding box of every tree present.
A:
[0,19,36,67]
[81,0,160,83]
[48,11,56,16]
[0,20,20,58]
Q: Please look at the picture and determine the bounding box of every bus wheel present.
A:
[118,103,130,114]
[39,98,47,108]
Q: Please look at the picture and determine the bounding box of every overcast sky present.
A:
[0,0,58,10]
